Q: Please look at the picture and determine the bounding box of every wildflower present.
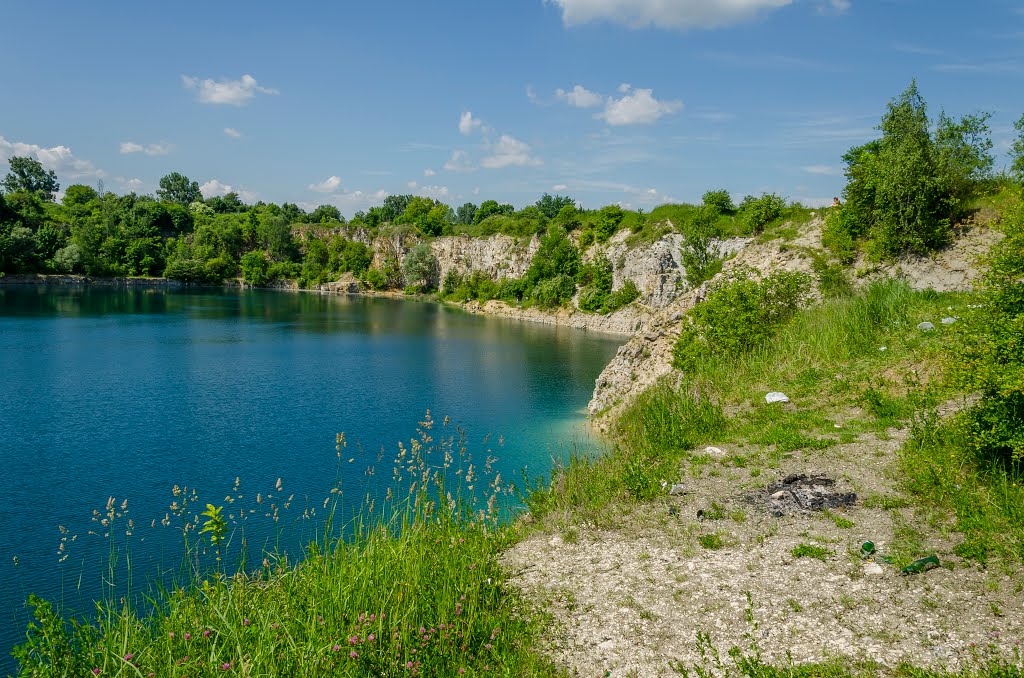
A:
[221,662,231,670]
[349,650,358,659]
[485,643,492,650]
[184,633,191,640]
[203,629,211,638]
[92,670,100,676]
[169,632,175,638]
[123,653,134,661]
[367,634,376,642]
[333,644,341,652]
[242,618,251,626]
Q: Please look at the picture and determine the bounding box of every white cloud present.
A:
[597,85,682,125]
[199,178,258,202]
[802,164,842,176]
[423,168,436,177]
[552,183,569,191]
[0,136,105,183]
[325,189,390,213]
[308,175,342,193]
[199,179,232,198]
[481,135,542,169]
[224,127,242,138]
[555,84,603,108]
[526,85,543,105]
[443,150,476,172]
[548,0,795,30]
[119,141,173,156]
[181,74,279,106]
[459,111,487,136]
[407,181,450,199]
[115,176,145,192]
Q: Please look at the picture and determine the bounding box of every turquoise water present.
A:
[0,286,622,671]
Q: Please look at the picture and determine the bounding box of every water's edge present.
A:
[0,274,640,337]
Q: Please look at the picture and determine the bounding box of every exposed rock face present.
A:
[587,214,998,424]
[429,234,537,285]
[588,222,823,421]
[591,230,750,309]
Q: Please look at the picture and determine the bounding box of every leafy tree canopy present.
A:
[2,156,59,200]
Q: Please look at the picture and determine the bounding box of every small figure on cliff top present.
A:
[832,196,841,207]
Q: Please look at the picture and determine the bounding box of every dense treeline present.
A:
[0,154,803,312]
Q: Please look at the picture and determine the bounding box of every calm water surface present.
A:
[0,286,622,670]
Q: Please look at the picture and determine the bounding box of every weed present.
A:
[791,544,831,561]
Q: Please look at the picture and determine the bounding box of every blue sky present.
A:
[2,0,1023,215]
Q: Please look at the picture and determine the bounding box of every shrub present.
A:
[949,198,1024,464]
[593,205,624,243]
[605,280,640,312]
[240,251,271,286]
[672,269,812,372]
[833,81,993,258]
[738,193,786,234]
[402,243,439,291]
[531,275,575,309]
[680,204,722,287]
[702,189,734,213]
[362,267,388,290]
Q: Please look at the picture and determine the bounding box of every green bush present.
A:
[605,280,640,312]
[832,81,993,259]
[737,193,786,234]
[950,197,1024,464]
[531,275,575,309]
[702,189,734,213]
[680,204,722,286]
[240,251,271,286]
[362,266,388,290]
[672,269,812,372]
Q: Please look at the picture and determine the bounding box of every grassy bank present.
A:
[14,419,561,677]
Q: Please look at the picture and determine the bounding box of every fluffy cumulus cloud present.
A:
[481,135,542,169]
[443,150,476,172]
[119,141,173,156]
[407,181,450,199]
[458,111,486,136]
[326,189,390,213]
[555,84,603,108]
[116,177,146,191]
[199,178,258,202]
[548,0,796,29]
[223,127,242,138]
[181,74,279,106]
[423,168,436,177]
[308,175,343,193]
[0,136,104,183]
[597,85,682,125]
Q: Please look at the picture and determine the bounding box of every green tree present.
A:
[455,202,478,225]
[680,204,722,286]
[240,251,271,286]
[702,189,734,213]
[594,205,623,242]
[532,225,581,288]
[61,184,98,208]
[402,243,439,290]
[309,204,343,223]
[2,156,59,200]
[156,172,201,206]
[475,200,514,223]
[1011,114,1024,183]
[950,202,1024,464]
[535,193,575,219]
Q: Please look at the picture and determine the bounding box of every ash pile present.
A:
[750,474,857,516]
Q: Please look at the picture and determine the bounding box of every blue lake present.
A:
[0,286,622,672]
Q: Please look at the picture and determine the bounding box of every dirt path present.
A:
[503,430,1023,676]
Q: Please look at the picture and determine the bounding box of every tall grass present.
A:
[14,414,560,677]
